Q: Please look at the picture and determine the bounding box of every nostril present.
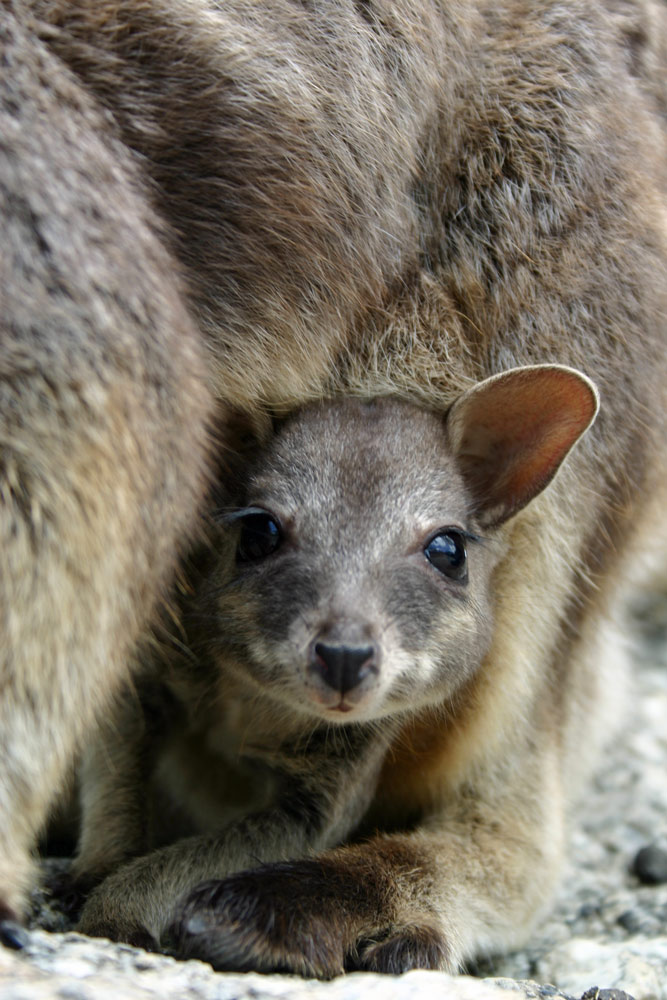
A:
[311,642,377,695]
[314,642,375,674]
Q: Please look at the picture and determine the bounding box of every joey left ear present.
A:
[446,365,599,529]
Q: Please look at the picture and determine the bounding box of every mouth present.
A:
[308,689,371,718]
[327,700,354,714]
[302,685,363,716]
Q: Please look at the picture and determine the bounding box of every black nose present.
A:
[311,642,378,695]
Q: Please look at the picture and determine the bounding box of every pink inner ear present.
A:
[451,366,598,527]
[503,412,591,503]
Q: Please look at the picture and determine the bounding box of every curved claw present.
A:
[0,908,28,952]
[350,923,450,974]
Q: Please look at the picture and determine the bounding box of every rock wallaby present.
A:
[1,0,665,974]
[75,378,605,976]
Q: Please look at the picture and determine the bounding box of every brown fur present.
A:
[0,0,665,974]
[0,5,216,913]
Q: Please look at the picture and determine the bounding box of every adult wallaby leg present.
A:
[0,12,212,919]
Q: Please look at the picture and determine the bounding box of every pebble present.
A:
[632,845,667,886]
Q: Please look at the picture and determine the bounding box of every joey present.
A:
[76,367,604,977]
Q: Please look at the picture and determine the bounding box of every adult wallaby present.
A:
[0,0,665,973]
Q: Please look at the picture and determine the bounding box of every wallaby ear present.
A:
[446,365,599,528]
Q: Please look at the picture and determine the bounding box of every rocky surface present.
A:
[1,608,665,1000]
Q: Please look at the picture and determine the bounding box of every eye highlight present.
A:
[424,529,468,582]
[233,509,283,563]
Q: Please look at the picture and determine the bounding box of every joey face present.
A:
[193,367,596,726]
[197,398,501,724]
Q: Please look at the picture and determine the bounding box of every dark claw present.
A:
[0,915,29,951]
[351,923,450,974]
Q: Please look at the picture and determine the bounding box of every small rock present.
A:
[580,990,636,1000]
[632,844,667,886]
[616,911,643,934]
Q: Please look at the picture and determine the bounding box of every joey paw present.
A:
[350,923,450,974]
[168,860,450,978]
[168,865,347,978]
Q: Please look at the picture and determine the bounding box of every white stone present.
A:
[534,938,667,1000]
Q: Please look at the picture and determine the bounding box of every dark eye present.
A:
[236,512,282,563]
[424,530,467,582]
